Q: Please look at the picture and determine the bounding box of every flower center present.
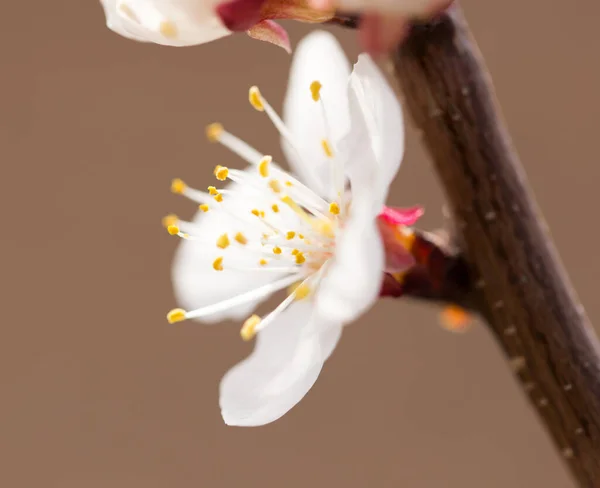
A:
[165,82,346,341]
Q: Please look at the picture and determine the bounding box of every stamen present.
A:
[252,276,316,335]
[273,246,282,255]
[213,193,223,203]
[259,259,268,266]
[167,308,187,324]
[271,204,280,213]
[214,165,229,181]
[213,257,224,271]
[118,3,139,22]
[171,178,187,195]
[249,86,265,112]
[294,283,311,300]
[286,231,296,240]
[199,204,210,212]
[248,86,308,167]
[295,252,306,265]
[258,156,272,177]
[206,123,224,142]
[216,234,230,249]
[321,139,334,158]
[208,186,218,195]
[240,315,261,341]
[234,232,248,245]
[162,214,178,228]
[269,180,282,193]
[329,202,340,215]
[167,225,180,236]
[310,80,322,102]
[183,273,305,321]
[159,20,178,39]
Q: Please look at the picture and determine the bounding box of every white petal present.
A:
[171,169,290,323]
[219,301,341,426]
[100,0,230,46]
[315,203,384,324]
[345,54,405,204]
[282,30,351,197]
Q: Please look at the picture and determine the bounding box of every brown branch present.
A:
[383,5,600,486]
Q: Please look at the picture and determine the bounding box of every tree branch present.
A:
[383,6,600,486]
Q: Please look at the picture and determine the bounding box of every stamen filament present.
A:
[184,273,306,320]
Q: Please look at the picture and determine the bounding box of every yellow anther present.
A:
[206,123,224,142]
[159,20,178,39]
[216,233,230,249]
[214,165,229,181]
[286,231,296,240]
[321,139,334,158]
[258,155,272,178]
[259,210,265,218]
[259,259,268,266]
[310,80,322,102]
[291,249,300,256]
[208,186,218,195]
[118,3,138,21]
[273,246,282,255]
[298,234,305,239]
[214,193,223,203]
[251,209,260,217]
[213,256,224,271]
[271,204,280,213]
[167,225,180,236]
[234,232,248,245]
[240,314,261,342]
[269,179,282,193]
[281,195,310,222]
[199,204,210,213]
[162,214,178,228]
[167,308,186,324]
[171,178,186,194]
[285,180,293,187]
[329,202,340,215]
[295,252,306,265]
[249,86,265,112]
[294,283,311,300]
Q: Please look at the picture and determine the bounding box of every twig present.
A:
[383,6,600,486]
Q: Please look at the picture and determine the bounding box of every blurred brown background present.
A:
[1,1,598,487]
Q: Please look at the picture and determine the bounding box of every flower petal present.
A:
[100,0,231,46]
[171,168,288,323]
[219,301,341,426]
[344,54,405,204]
[282,30,351,197]
[315,202,385,324]
[247,20,291,53]
[379,205,424,226]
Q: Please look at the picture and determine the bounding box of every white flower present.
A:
[166,30,405,426]
[100,0,231,46]
[99,0,334,51]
